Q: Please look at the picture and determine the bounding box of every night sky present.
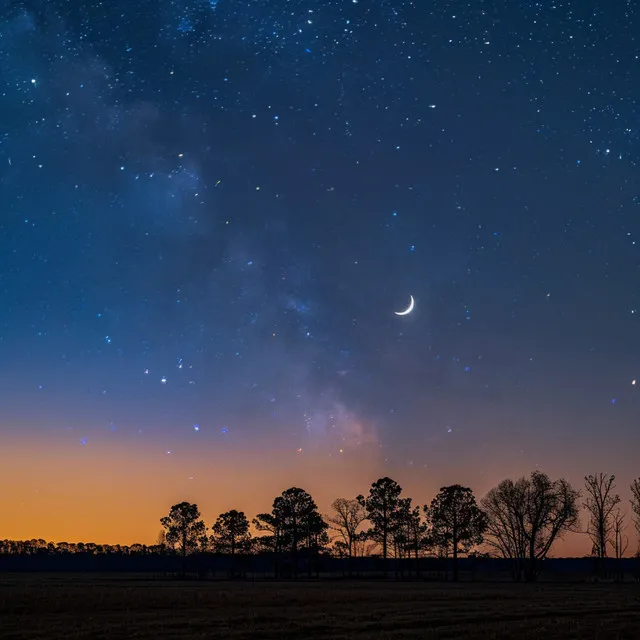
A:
[1,1,639,550]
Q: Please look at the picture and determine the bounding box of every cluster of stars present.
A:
[1,0,639,485]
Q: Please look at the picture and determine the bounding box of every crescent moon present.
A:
[394,295,415,316]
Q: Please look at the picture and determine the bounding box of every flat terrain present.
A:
[1,574,640,639]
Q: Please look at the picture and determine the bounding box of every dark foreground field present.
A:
[2,575,640,639]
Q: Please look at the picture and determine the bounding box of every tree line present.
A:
[157,471,640,581]
[3,471,639,582]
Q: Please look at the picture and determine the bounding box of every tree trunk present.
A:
[382,529,388,577]
[181,532,187,578]
[452,536,459,582]
[274,534,280,579]
[527,541,537,582]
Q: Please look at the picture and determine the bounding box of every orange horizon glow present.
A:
[5,434,638,558]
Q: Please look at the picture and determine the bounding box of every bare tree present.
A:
[482,471,580,581]
[583,473,620,560]
[610,509,629,582]
[482,476,527,577]
[327,498,367,574]
[610,509,629,559]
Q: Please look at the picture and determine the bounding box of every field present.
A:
[2,574,640,639]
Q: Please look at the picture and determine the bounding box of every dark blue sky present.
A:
[1,0,639,542]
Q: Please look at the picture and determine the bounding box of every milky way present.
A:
[1,1,640,542]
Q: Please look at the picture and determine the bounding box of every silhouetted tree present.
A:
[197,532,210,553]
[255,487,326,578]
[398,501,426,570]
[330,539,349,558]
[359,477,404,573]
[211,510,251,555]
[609,509,629,581]
[425,485,487,581]
[482,471,580,581]
[211,510,251,576]
[156,530,168,556]
[631,478,640,548]
[253,510,283,577]
[390,497,410,570]
[353,530,376,558]
[327,497,367,574]
[583,473,620,566]
[160,502,206,575]
[303,509,329,577]
[388,497,426,576]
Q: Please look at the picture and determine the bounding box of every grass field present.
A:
[1,574,640,639]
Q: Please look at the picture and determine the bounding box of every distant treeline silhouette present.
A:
[3,471,640,582]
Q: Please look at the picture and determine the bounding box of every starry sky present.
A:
[1,0,639,552]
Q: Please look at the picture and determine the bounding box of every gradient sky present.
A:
[1,1,639,555]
